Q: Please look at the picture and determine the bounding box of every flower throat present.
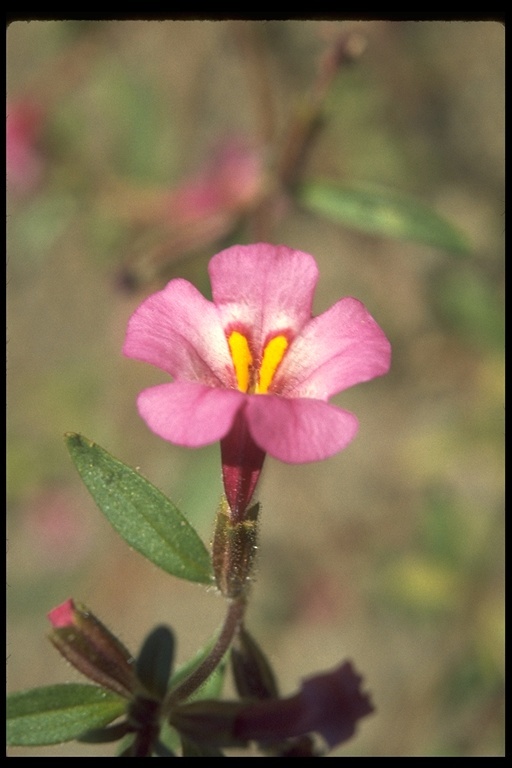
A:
[228,330,288,394]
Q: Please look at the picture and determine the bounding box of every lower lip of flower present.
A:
[228,330,289,395]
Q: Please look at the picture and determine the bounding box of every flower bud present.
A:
[48,598,135,698]
[231,626,278,700]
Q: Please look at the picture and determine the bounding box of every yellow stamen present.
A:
[257,335,288,394]
[228,330,289,394]
[228,331,253,393]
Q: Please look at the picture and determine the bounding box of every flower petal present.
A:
[137,381,245,447]
[48,598,77,628]
[209,244,318,348]
[123,278,235,387]
[246,395,359,463]
[274,297,391,399]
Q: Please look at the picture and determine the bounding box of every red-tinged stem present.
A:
[165,597,247,708]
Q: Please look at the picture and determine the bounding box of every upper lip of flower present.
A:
[123,243,391,463]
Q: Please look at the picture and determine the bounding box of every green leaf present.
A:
[136,625,175,700]
[231,626,279,700]
[78,721,132,743]
[298,180,471,254]
[65,433,213,585]
[180,734,226,756]
[432,266,505,350]
[7,684,125,746]
[157,721,182,756]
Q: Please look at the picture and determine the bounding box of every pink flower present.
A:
[124,243,390,470]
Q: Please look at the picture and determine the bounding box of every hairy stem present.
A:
[165,597,246,708]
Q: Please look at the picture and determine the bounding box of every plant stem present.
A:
[165,597,246,708]
[277,30,367,191]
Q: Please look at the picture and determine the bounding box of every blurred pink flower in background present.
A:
[109,137,264,230]
[20,487,95,571]
[6,100,46,195]
[166,138,264,225]
[112,138,267,292]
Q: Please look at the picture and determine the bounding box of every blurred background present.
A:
[7,20,504,756]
